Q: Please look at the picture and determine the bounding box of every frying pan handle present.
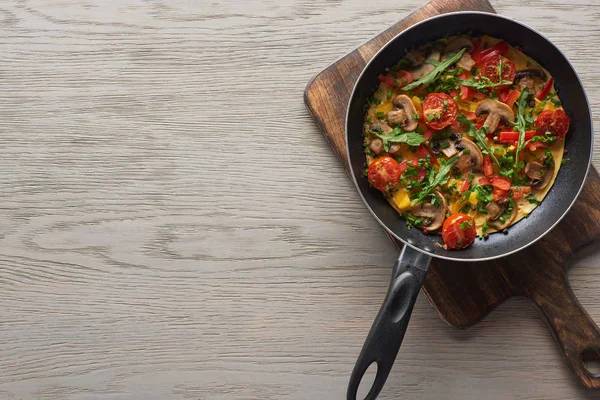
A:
[347,246,431,400]
[530,275,600,388]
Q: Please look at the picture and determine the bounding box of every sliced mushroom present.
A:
[486,200,518,230]
[405,48,426,66]
[514,69,545,92]
[411,190,447,231]
[517,75,535,91]
[369,122,392,135]
[407,49,441,79]
[454,137,483,173]
[369,138,383,155]
[524,160,555,190]
[367,122,392,155]
[387,95,418,131]
[475,99,515,133]
[515,68,546,81]
[442,37,476,71]
[440,140,457,157]
[445,37,475,54]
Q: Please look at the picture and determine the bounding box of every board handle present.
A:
[529,275,600,388]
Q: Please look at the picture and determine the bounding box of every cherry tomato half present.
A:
[442,213,477,250]
[367,156,402,192]
[422,93,458,130]
[535,109,571,141]
[480,55,516,84]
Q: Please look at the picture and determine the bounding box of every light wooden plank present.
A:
[0,0,599,399]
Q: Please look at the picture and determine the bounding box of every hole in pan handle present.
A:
[347,246,431,400]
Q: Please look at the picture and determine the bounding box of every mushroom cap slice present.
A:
[440,140,458,158]
[442,37,476,71]
[411,190,447,231]
[475,99,515,133]
[390,95,418,132]
[486,200,518,230]
[407,49,441,79]
[445,37,475,53]
[524,160,555,191]
[515,68,546,81]
[455,137,483,173]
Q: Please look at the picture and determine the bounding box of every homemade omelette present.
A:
[363,35,570,250]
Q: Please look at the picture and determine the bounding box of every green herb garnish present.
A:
[458,76,513,91]
[369,127,427,152]
[512,88,529,167]
[456,114,500,165]
[413,155,459,204]
[403,48,467,90]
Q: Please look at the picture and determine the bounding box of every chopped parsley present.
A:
[460,219,474,231]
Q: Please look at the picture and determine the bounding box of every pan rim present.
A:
[345,11,593,262]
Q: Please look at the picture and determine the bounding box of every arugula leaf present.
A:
[512,88,529,167]
[456,114,500,165]
[403,48,466,90]
[458,77,513,91]
[414,155,459,204]
[369,127,427,152]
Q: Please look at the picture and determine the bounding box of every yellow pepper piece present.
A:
[393,190,412,211]
[376,101,394,116]
[411,96,422,113]
[468,191,478,205]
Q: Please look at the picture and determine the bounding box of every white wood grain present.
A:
[0,0,599,399]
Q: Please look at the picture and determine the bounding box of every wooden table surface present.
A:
[1,1,600,399]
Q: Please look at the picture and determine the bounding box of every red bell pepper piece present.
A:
[458,179,470,194]
[422,128,434,140]
[472,41,509,64]
[378,70,414,88]
[461,111,477,120]
[535,77,554,100]
[459,85,470,101]
[478,176,511,191]
[492,187,509,201]
[416,144,437,164]
[482,155,493,177]
[511,186,532,199]
[399,159,426,181]
[497,131,536,143]
[505,90,521,108]
[499,89,521,108]
[475,119,486,130]
[527,142,546,152]
[449,89,460,98]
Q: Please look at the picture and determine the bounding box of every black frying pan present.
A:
[345,12,592,400]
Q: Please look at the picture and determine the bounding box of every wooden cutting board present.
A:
[304,0,600,389]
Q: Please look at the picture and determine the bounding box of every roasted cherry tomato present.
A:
[367,156,402,192]
[442,213,477,250]
[535,109,570,140]
[480,55,516,84]
[422,93,458,130]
